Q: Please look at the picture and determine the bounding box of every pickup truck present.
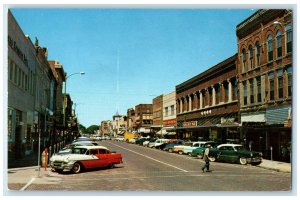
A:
[50,146,123,173]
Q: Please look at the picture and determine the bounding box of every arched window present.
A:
[285,24,292,53]
[249,45,253,69]
[276,30,282,58]
[267,35,273,61]
[255,41,261,67]
[242,49,246,72]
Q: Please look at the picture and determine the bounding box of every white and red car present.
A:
[50,146,123,173]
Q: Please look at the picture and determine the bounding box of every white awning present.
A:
[156,129,167,135]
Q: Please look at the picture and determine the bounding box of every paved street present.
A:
[7,140,291,193]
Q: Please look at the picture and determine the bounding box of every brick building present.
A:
[162,91,177,138]
[152,95,163,136]
[176,54,239,142]
[236,9,292,162]
[134,104,153,136]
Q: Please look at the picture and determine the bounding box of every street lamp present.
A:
[63,72,85,128]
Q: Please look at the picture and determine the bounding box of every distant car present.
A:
[148,139,169,148]
[163,140,185,152]
[73,136,93,143]
[208,144,263,165]
[50,146,123,173]
[128,138,138,144]
[191,141,218,158]
[135,137,148,145]
[115,136,124,141]
[182,141,207,156]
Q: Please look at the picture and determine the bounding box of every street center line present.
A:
[108,142,188,172]
[20,177,35,191]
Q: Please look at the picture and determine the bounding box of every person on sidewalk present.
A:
[202,144,212,173]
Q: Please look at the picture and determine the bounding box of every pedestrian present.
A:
[202,144,211,173]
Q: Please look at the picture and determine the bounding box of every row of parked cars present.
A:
[49,136,123,173]
[121,137,263,166]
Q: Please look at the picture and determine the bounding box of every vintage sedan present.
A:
[182,141,207,156]
[50,146,123,173]
[191,141,218,158]
[208,144,263,165]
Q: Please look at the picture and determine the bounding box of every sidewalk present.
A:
[256,159,291,173]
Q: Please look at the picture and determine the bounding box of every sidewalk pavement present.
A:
[256,159,291,173]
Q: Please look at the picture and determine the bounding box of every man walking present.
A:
[202,144,211,172]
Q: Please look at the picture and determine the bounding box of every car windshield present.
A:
[73,148,88,154]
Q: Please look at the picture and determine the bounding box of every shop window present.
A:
[216,85,220,104]
[224,82,229,102]
[232,79,238,101]
[268,35,273,62]
[276,30,282,58]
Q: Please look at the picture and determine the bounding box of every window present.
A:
[209,88,213,106]
[249,45,253,69]
[249,79,254,104]
[165,107,168,117]
[7,108,14,140]
[18,67,21,86]
[255,41,261,67]
[285,24,292,53]
[268,72,274,101]
[9,59,14,81]
[256,77,261,103]
[14,64,18,84]
[186,96,189,111]
[243,81,247,105]
[216,85,220,104]
[233,79,238,101]
[276,30,282,58]
[224,82,229,102]
[242,49,246,72]
[286,66,292,97]
[203,92,206,107]
[268,35,273,62]
[277,69,283,99]
[171,105,175,115]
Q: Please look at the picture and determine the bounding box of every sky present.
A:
[9,7,259,127]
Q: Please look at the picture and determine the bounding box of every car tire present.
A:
[239,157,247,165]
[110,163,115,169]
[72,162,82,174]
[168,148,173,153]
[178,151,183,155]
[188,152,192,156]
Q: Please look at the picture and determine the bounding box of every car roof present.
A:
[217,144,243,148]
[74,146,109,150]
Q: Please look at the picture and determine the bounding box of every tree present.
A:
[78,124,86,134]
[86,125,100,134]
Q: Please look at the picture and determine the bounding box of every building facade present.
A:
[126,108,135,132]
[112,114,127,137]
[236,9,292,162]
[162,91,177,137]
[100,120,113,136]
[134,104,153,136]
[176,54,239,142]
[8,10,57,160]
[152,95,163,136]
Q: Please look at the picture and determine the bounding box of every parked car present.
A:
[50,146,123,173]
[182,141,207,156]
[208,144,263,165]
[148,139,169,148]
[191,141,218,158]
[143,138,157,147]
[128,138,138,144]
[115,136,125,141]
[58,141,98,154]
[162,140,185,152]
[170,141,193,154]
[135,137,148,145]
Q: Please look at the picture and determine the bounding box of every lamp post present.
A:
[63,72,85,128]
[63,72,85,144]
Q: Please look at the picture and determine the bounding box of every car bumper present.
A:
[247,157,262,163]
[50,162,73,171]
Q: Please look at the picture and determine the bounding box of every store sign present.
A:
[163,119,176,126]
[183,121,197,127]
[221,117,237,125]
